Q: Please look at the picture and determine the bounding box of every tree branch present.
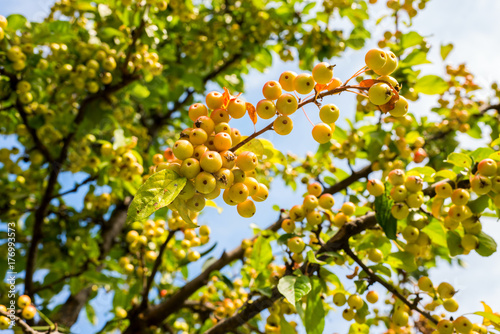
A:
[140,230,177,307]
[323,164,373,195]
[343,246,437,325]
[49,175,97,200]
[0,310,64,334]
[24,76,138,298]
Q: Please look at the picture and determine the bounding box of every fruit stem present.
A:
[345,89,369,99]
[343,66,369,86]
[294,91,315,127]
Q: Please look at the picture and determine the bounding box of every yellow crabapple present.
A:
[237,199,256,218]
[227,98,246,119]
[206,91,224,109]
[274,115,293,135]
[365,49,387,71]
[293,73,315,94]
[262,81,283,100]
[256,99,276,119]
[368,82,393,105]
[279,71,298,92]
[188,103,208,122]
[276,93,298,115]
[319,104,340,123]
[374,51,398,76]
[312,62,334,84]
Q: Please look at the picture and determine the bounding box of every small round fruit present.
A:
[318,193,334,209]
[366,291,379,304]
[256,99,276,119]
[211,108,230,124]
[341,202,356,216]
[308,182,323,196]
[368,248,383,263]
[252,183,269,202]
[200,151,222,173]
[172,140,193,160]
[453,316,472,334]
[279,71,298,92]
[365,48,387,71]
[333,292,346,306]
[418,276,433,292]
[293,73,315,94]
[186,194,206,212]
[389,96,409,117]
[388,169,405,185]
[303,194,319,211]
[237,199,256,218]
[311,123,332,144]
[194,171,217,194]
[437,319,454,334]
[213,132,232,151]
[229,182,249,204]
[18,295,31,308]
[189,128,208,145]
[368,82,393,105]
[116,307,127,319]
[274,115,293,135]
[402,225,419,243]
[319,104,340,123]
[312,62,334,84]
[367,179,385,196]
[342,308,355,321]
[333,212,349,227]
[22,305,37,320]
[306,210,322,226]
[281,218,296,233]
[405,175,423,193]
[188,103,208,122]
[180,158,201,179]
[262,81,283,100]
[392,310,409,327]
[437,282,455,299]
[236,151,258,171]
[478,158,497,176]
[347,294,363,310]
[435,181,453,198]
[377,75,399,87]
[443,298,459,312]
[227,98,246,119]
[471,174,492,195]
[0,316,9,330]
[194,115,215,135]
[187,250,201,262]
[206,91,224,109]
[276,93,298,115]
[451,189,470,206]
[374,51,398,76]
[391,203,410,220]
[287,236,305,253]
[461,234,478,251]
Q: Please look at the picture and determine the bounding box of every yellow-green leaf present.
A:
[126,170,186,223]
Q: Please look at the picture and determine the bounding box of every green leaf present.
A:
[280,316,296,334]
[7,14,27,30]
[304,277,325,334]
[403,49,431,66]
[440,43,454,60]
[374,188,397,239]
[235,137,264,157]
[401,31,424,49]
[414,75,448,95]
[422,220,447,248]
[447,231,463,256]
[306,250,326,265]
[489,151,500,161]
[474,311,500,325]
[471,147,495,162]
[468,195,490,214]
[250,236,273,272]
[130,83,150,99]
[85,303,97,325]
[386,252,417,272]
[446,152,472,168]
[277,275,311,305]
[126,170,186,223]
[476,231,497,257]
[434,170,456,180]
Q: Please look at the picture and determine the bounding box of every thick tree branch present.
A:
[205,212,378,334]
[324,164,373,195]
[24,76,138,298]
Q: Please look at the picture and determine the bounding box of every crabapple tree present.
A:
[1,0,500,334]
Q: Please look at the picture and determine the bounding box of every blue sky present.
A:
[2,1,500,333]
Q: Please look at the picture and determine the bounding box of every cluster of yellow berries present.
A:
[171,225,211,262]
[94,140,144,181]
[333,290,379,323]
[264,302,298,333]
[364,49,409,118]
[151,92,269,219]
[256,62,342,143]
[0,295,37,330]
